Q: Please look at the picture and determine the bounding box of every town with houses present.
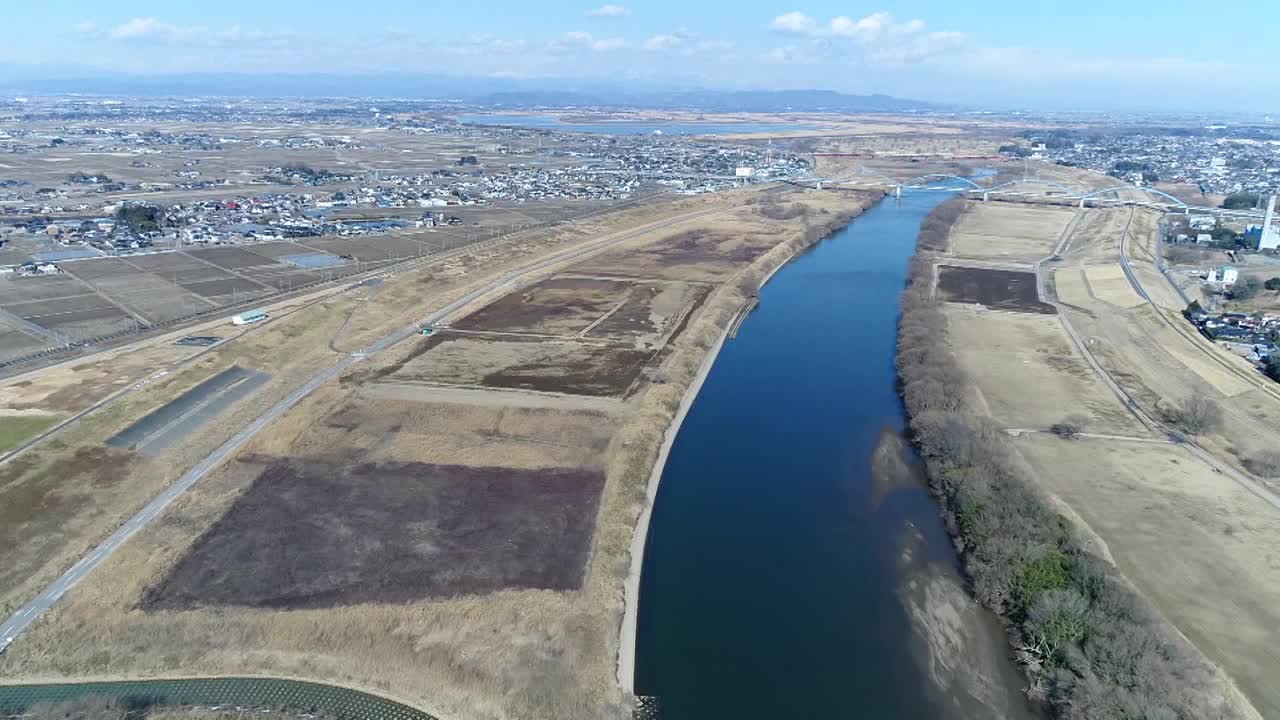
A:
[0,114,805,267]
[1024,125,1280,196]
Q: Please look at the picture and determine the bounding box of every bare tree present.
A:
[1246,449,1280,478]
[1050,413,1090,438]
[1022,589,1090,664]
[1170,394,1223,435]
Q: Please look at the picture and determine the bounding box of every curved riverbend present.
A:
[634,189,1035,718]
[0,677,435,719]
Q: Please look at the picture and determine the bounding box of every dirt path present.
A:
[1033,209,1280,512]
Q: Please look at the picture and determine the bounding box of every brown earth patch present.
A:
[454,277,632,335]
[142,459,605,610]
[0,446,139,609]
[570,228,772,282]
[366,333,654,397]
[937,265,1055,314]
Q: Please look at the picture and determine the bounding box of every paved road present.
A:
[0,205,723,654]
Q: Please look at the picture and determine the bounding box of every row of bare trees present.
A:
[916,197,966,252]
[896,203,1246,719]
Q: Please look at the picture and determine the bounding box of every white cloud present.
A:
[871,30,966,64]
[770,12,817,34]
[447,34,527,57]
[828,12,891,41]
[764,45,815,65]
[767,11,966,64]
[587,4,628,17]
[89,17,291,48]
[549,31,626,52]
[592,36,627,50]
[643,34,682,51]
[775,11,942,44]
[109,17,185,40]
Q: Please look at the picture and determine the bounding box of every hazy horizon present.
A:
[3,2,1278,113]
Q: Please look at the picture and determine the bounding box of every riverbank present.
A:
[896,201,1261,719]
[615,190,885,697]
[0,185,887,720]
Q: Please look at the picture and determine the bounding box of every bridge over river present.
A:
[796,165,1271,220]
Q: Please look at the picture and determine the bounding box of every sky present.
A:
[3,1,1278,111]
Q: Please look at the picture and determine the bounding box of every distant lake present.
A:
[455,114,819,136]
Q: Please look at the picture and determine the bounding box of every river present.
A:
[634,189,1036,719]
[455,114,819,136]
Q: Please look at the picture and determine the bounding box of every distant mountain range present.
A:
[0,70,943,113]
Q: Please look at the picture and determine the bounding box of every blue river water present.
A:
[634,188,1026,718]
[455,114,819,136]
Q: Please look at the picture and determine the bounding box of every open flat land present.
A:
[0,183,884,720]
[946,306,1144,435]
[947,203,1075,263]
[145,457,606,609]
[933,193,1280,717]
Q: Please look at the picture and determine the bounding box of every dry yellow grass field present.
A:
[1051,266,1092,307]
[1081,265,1145,307]
[947,203,1076,263]
[0,186,885,720]
[935,195,1280,717]
[945,305,1144,435]
[1013,433,1280,719]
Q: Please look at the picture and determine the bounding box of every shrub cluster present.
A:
[916,197,966,252]
[756,200,809,220]
[896,203,1247,719]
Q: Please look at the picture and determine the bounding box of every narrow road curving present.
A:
[1032,208,1280,513]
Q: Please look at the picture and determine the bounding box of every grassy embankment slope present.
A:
[897,199,1259,719]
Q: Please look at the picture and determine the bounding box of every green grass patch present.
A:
[0,415,64,454]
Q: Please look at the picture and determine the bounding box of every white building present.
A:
[1260,195,1280,251]
[1207,266,1239,285]
[1188,215,1217,231]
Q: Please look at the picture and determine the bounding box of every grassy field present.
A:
[0,413,62,453]
[947,203,1076,264]
[925,195,1279,717]
[0,186,885,720]
[945,306,1145,435]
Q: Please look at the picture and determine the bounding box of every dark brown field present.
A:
[179,277,270,298]
[377,333,655,397]
[455,277,632,335]
[570,228,772,282]
[194,246,281,271]
[143,459,605,609]
[937,265,1055,314]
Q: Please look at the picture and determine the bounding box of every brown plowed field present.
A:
[143,459,605,609]
[937,265,1055,314]
[380,333,653,397]
[455,277,632,335]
